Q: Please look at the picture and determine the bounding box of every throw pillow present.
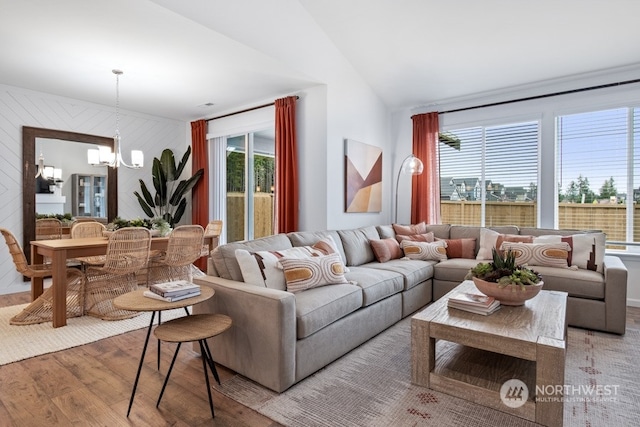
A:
[532,233,605,272]
[235,236,341,290]
[392,222,427,236]
[400,240,448,261]
[500,242,572,269]
[476,228,534,260]
[370,238,403,263]
[280,254,350,293]
[435,238,476,259]
[395,232,435,243]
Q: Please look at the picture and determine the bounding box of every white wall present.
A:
[0,84,187,295]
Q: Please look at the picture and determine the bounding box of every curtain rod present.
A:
[206,95,300,122]
[438,77,640,115]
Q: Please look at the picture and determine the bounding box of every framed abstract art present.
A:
[344,139,382,213]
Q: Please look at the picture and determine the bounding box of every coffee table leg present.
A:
[201,338,221,385]
[126,310,157,417]
[536,337,565,427]
[157,342,182,407]
[199,340,215,418]
[411,319,434,387]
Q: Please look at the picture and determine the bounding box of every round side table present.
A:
[154,313,232,419]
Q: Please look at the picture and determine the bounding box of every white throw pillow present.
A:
[500,242,571,269]
[280,254,350,293]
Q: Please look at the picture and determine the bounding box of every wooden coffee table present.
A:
[411,280,567,427]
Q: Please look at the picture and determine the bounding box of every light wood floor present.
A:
[1,291,639,427]
[0,290,283,427]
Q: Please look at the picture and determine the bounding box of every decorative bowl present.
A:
[472,277,544,306]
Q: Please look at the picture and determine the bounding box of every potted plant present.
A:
[465,248,543,305]
[105,216,172,236]
[134,147,204,227]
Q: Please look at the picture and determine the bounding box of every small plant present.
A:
[465,248,542,291]
[106,216,171,236]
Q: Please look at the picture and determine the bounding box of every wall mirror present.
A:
[22,126,118,262]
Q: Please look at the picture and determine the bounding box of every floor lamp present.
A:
[394,154,424,223]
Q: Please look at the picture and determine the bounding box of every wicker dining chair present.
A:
[147,225,205,286]
[69,221,107,269]
[35,218,63,240]
[202,219,223,257]
[84,227,151,320]
[1,227,85,325]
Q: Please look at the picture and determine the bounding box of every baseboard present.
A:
[627,298,640,308]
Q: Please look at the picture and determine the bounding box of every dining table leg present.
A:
[30,245,44,300]
[52,249,68,328]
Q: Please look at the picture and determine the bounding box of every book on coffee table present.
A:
[447,292,501,315]
[143,289,201,302]
[149,280,200,297]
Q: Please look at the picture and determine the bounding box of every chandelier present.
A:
[34,146,62,181]
[87,69,143,169]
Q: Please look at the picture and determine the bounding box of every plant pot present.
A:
[472,277,544,306]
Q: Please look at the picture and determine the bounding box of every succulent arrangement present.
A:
[105,216,172,236]
[465,248,542,291]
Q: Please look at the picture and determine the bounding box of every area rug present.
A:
[217,318,640,426]
[0,304,187,365]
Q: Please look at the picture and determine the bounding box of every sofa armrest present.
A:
[193,275,297,392]
[603,255,628,334]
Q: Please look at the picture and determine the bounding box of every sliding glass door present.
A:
[225,129,275,242]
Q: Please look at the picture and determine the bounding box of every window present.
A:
[439,121,539,227]
[226,130,275,243]
[556,107,640,244]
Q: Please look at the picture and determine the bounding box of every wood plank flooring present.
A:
[2,289,639,427]
[0,290,282,427]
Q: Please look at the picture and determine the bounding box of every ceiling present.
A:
[2,0,639,122]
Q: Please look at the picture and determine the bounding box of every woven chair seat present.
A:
[69,221,108,269]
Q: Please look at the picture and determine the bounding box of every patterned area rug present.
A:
[0,304,187,365]
[217,317,640,426]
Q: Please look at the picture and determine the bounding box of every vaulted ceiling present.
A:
[1,0,638,121]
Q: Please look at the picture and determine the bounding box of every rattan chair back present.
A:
[163,225,205,267]
[205,220,223,237]
[35,218,63,240]
[0,227,51,278]
[102,227,152,275]
[71,221,106,238]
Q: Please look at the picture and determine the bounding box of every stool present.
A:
[153,313,232,418]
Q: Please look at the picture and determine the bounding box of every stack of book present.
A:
[447,292,501,315]
[144,280,201,302]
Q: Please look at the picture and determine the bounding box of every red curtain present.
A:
[275,96,299,233]
[411,112,441,224]
[191,119,209,270]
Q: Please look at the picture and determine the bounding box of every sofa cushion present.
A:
[435,238,476,259]
[533,233,605,273]
[287,231,347,264]
[211,234,293,281]
[370,238,403,263]
[530,265,605,299]
[280,254,350,293]
[392,222,427,236]
[396,232,434,243]
[401,240,448,261]
[500,241,571,269]
[362,259,435,291]
[434,258,481,283]
[476,228,533,260]
[294,283,363,339]
[344,266,404,305]
[337,226,380,266]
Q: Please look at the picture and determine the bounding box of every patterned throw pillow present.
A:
[500,242,572,269]
[476,228,534,260]
[370,238,403,263]
[532,233,605,272]
[235,236,340,290]
[395,232,435,243]
[280,254,350,293]
[435,238,476,259]
[392,222,427,236]
[400,240,448,261]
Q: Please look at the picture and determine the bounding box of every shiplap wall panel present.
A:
[0,84,187,295]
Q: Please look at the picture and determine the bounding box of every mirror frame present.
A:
[22,126,118,262]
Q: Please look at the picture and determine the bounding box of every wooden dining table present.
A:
[30,234,218,328]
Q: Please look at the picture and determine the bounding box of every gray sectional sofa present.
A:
[193,224,628,393]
